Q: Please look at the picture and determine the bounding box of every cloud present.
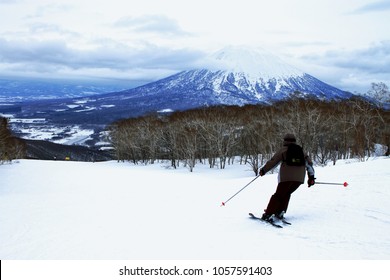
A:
[350,0,390,14]
[322,41,390,74]
[24,3,74,20]
[28,22,81,39]
[0,0,21,4]
[300,41,390,92]
[0,39,68,65]
[0,38,205,80]
[115,15,190,36]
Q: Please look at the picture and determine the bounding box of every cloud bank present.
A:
[300,41,390,92]
[351,0,390,14]
[0,37,205,80]
[0,0,389,93]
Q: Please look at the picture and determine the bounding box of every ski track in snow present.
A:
[0,157,389,260]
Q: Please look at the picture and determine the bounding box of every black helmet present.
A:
[283,133,296,143]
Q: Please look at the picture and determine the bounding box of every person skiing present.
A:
[258,133,315,223]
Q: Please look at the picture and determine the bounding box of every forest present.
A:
[109,97,390,173]
[2,94,389,170]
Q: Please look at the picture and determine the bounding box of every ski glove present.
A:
[307,175,316,187]
[259,168,265,176]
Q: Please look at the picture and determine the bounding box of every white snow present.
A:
[75,107,96,113]
[0,157,389,260]
[12,124,94,146]
[55,131,94,145]
[67,104,80,109]
[208,46,304,80]
[157,108,174,113]
[74,99,92,104]
[0,113,14,118]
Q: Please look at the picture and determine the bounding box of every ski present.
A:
[249,213,283,228]
[280,219,291,225]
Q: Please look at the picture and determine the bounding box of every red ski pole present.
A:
[316,181,349,187]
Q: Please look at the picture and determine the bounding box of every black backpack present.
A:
[285,143,305,166]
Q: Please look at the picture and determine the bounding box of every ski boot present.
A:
[261,213,275,222]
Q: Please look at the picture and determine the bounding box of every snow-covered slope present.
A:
[0,157,389,259]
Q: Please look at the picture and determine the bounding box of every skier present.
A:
[258,133,315,223]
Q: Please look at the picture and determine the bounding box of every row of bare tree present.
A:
[109,97,389,173]
[0,117,26,162]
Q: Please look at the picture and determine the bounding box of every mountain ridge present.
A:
[99,46,352,111]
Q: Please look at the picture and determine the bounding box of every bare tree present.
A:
[367,82,390,105]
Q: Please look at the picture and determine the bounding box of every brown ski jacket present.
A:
[262,140,315,183]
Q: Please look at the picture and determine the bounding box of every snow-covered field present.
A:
[0,157,389,260]
[1,113,96,146]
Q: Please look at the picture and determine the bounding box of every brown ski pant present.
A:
[265,181,301,215]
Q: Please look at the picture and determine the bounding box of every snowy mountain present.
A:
[101,46,352,111]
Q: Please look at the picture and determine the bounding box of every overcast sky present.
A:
[0,0,389,93]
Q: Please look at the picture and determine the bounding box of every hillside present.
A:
[24,139,114,161]
[0,157,389,259]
